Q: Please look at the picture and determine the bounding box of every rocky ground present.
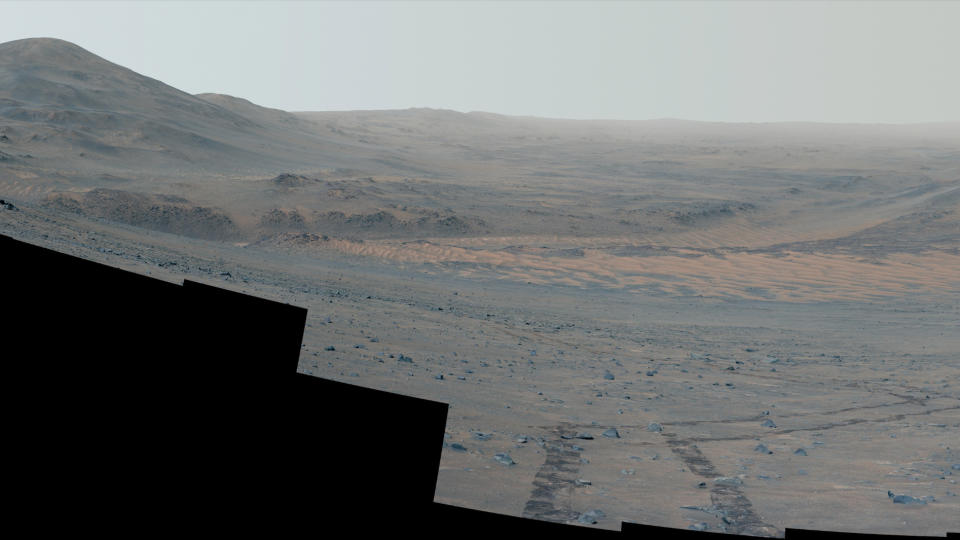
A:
[2,37,958,537]
[3,196,957,537]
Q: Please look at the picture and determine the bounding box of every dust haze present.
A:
[1,38,958,536]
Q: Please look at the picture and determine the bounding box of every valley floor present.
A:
[3,202,958,537]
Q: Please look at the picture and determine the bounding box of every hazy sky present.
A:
[3,1,959,123]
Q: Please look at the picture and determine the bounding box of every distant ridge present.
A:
[0,37,390,179]
[2,36,958,208]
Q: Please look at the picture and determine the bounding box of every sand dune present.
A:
[265,234,959,302]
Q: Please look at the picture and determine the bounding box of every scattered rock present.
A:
[575,432,594,440]
[324,345,336,351]
[755,443,773,454]
[794,448,807,456]
[888,491,932,505]
[449,443,467,452]
[397,354,413,362]
[761,419,777,428]
[603,370,615,380]
[689,523,709,532]
[577,509,605,524]
[575,479,592,486]
[647,422,663,432]
[472,432,493,441]
[493,453,515,466]
[602,428,620,438]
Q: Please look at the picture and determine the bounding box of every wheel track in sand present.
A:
[521,422,586,523]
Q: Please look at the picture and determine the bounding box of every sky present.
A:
[3,1,960,123]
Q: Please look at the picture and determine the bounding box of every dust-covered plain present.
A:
[2,38,958,536]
